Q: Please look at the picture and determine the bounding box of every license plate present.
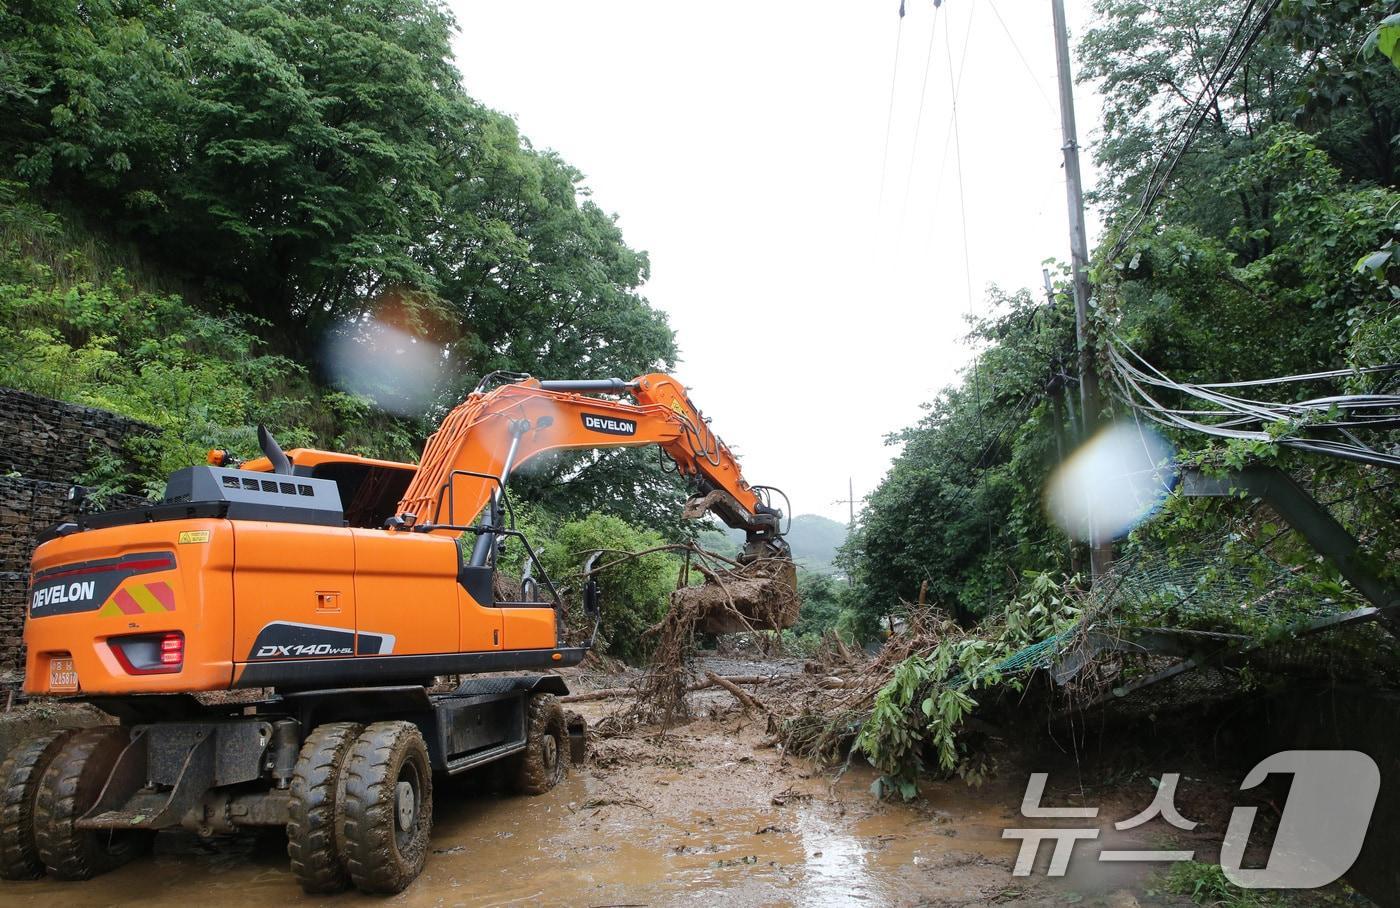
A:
[49,658,78,693]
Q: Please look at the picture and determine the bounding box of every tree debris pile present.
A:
[672,556,800,636]
[568,601,1091,801]
[644,555,797,721]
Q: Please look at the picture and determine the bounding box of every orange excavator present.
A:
[1,372,792,894]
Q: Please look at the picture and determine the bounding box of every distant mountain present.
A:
[784,514,848,574]
[700,513,848,576]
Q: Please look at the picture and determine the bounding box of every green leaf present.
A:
[1375,21,1400,72]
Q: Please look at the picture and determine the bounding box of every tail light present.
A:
[110,631,184,674]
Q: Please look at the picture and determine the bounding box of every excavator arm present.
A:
[394,373,788,554]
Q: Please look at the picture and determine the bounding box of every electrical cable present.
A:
[1130,0,1258,211]
[877,1,908,214]
[939,0,994,573]
[899,2,945,224]
[1103,337,1400,469]
[1106,0,1281,262]
[921,0,978,231]
[1111,341,1400,424]
[985,0,1055,112]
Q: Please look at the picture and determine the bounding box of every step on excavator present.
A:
[0,372,794,894]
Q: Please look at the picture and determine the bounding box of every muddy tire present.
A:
[338,721,433,894]
[513,693,567,795]
[286,722,361,894]
[33,727,148,880]
[0,730,74,879]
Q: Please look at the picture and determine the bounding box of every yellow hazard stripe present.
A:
[126,584,167,614]
[98,601,122,617]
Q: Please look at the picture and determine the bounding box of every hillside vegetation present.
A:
[5,0,1398,797]
[0,0,731,660]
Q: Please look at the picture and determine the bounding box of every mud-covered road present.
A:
[1,658,1366,907]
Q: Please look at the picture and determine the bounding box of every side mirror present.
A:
[383,514,411,530]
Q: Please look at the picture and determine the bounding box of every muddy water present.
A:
[5,758,1169,908]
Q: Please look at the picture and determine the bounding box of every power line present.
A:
[1104,338,1400,469]
[1106,0,1281,262]
[1133,0,1259,204]
[917,0,977,234]
[898,2,945,225]
[945,11,975,320]
[942,2,994,577]
[943,2,985,452]
[876,3,908,214]
[985,0,1055,112]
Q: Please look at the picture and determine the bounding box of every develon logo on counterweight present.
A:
[581,413,637,436]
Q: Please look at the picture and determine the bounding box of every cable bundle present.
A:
[1104,338,1400,468]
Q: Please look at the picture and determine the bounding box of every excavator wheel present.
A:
[338,721,433,894]
[0,730,74,879]
[33,726,150,880]
[513,693,568,795]
[286,722,362,894]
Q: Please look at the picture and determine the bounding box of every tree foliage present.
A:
[0,0,688,532]
[857,573,1080,798]
[1082,0,1400,222]
[1,1,674,364]
[0,179,417,495]
[847,0,1400,632]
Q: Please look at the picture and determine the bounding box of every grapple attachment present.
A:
[679,489,799,634]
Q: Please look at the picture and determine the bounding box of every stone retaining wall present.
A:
[0,389,153,682]
[0,388,152,485]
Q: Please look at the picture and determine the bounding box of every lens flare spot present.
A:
[324,315,448,417]
[1045,422,1177,544]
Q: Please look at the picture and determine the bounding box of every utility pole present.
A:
[1050,0,1112,580]
[1041,269,1068,467]
[1043,268,1080,575]
[847,476,855,529]
[834,477,858,587]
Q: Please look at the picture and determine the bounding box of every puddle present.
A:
[4,738,1173,908]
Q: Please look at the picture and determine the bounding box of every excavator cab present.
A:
[233,427,418,529]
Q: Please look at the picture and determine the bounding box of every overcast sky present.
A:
[449,0,1101,523]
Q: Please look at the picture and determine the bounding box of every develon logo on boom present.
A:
[581,413,637,436]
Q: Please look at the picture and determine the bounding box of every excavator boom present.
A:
[396,372,786,548]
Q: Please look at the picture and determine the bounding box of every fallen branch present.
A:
[706,670,766,713]
[559,674,781,703]
[559,687,640,703]
[704,674,781,686]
